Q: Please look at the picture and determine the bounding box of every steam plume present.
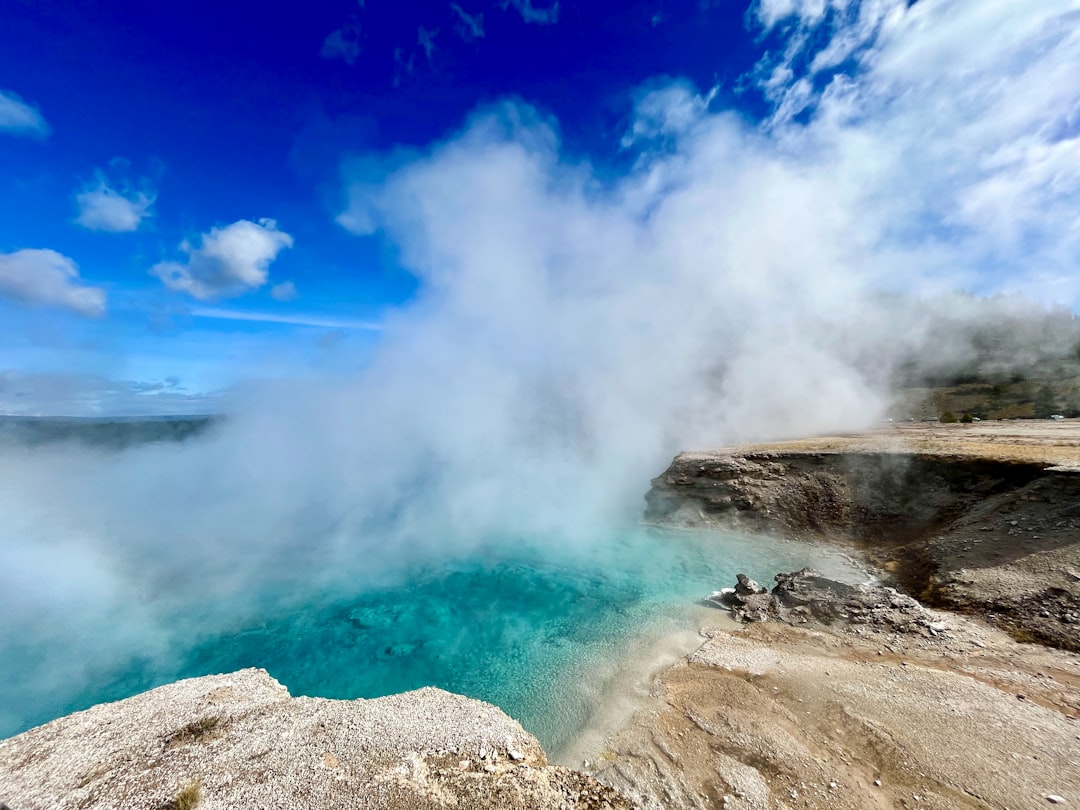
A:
[2,0,1078,736]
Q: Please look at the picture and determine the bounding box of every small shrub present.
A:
[941,411,958,423]
[165,715,220,748]
[960,412,974,423]
[171,780,201,810]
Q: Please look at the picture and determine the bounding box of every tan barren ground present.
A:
[732,420,1080,471]
[590,420,1080,810]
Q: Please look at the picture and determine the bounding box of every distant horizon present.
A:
[0,413,221,421]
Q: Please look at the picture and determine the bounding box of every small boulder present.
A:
[735,574,767,596]
[731,593,774,623]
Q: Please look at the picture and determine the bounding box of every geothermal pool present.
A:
[2,525,864,753]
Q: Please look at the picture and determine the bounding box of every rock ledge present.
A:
[0,668,630,810]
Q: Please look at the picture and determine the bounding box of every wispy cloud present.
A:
[753,0,833,30]
[0,249,105,317]
[0,89,49,138]
[394,47,417,85]
[73,164,156,232]
[150,219,294,300]
[450,3,485,41]
[191,307,382,330]
[749,0,900,126]
[500,0,560,25]
[270,281,298,302]
[743,0,1080,301]
[418,25,439,65]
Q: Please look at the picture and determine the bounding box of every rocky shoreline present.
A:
[583,422,1080,808]
[0,670,630,810]
[590,582,1080,809]
[4,422,1079,809]
[646,427,1080,651]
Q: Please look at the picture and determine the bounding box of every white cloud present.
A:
[270,280,299,301]
[418,25,439,65]
[500,0,559,25]
[754,0,850,30]
[325,0,1080,517]
[394,46,417,85]
[73,168,156,232]
[749,0,1080,301]
[749,0,902,123]
[150,219,294,300]
[450,3,485,41]
[0,89,49,138]
[0,250,105,317]
[621,82,718,146]
[321,25,362,65]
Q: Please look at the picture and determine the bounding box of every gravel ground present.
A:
[0,669,631,810]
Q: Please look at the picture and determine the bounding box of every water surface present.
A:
[4,526,863,751]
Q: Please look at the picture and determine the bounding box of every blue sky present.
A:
[2,0,1079,414]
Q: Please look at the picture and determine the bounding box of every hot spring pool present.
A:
[2,526,865,753]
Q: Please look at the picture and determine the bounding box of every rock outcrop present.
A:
[0,669,630,810]
[649,447,1080,650]
[710,568,943,635]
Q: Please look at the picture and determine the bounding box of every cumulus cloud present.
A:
[74,166,156,232]
[0,89,49,138]
[500,0,560,25]
[0,250,106,317]
[150,219,294,300]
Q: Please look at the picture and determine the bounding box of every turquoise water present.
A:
[4,526,863,751]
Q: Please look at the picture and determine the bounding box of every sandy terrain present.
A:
[592,611,1080,809]
[731,419,1080,471]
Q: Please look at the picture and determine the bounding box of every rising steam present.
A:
[2,0,1078,736]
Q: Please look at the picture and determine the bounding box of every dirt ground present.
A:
[737,419,1080,470]
[593,613,1080,810]
[589,419,1080,809]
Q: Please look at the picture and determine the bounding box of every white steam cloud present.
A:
[1,0,1078,735]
